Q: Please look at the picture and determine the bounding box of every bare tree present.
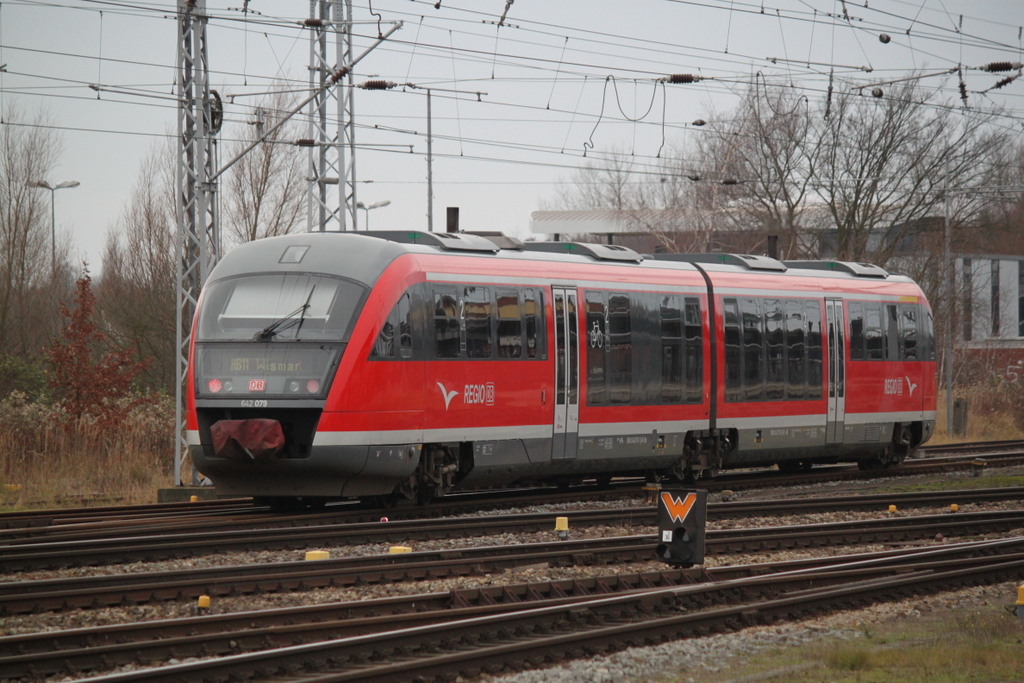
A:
[964,139,1024,255]
[0,106,70,359]
[223,88,306,245]
[97,145,176,393]
[546,147,639,212]
[695,82,816,259]
[810,80,1007,269]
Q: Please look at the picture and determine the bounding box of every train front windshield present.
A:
[193,273,367,399]
[197,273,366,342]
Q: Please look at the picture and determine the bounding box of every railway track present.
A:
[5,536,1022,682]
[1,438,1021,535]
[3,506,1023,616]
[4,484,1024,572]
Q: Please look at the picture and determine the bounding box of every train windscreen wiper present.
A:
[253,286,316,341]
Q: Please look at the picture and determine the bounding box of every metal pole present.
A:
[49,189,55,273]
[944,158,954,434]
[427,89,433,232]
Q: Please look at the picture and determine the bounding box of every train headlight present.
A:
[307,379,320,394]
[208,379,223,393]
[288,380,301,393]
[223,380,233,392]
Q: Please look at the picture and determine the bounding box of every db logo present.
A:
[248,379,267,392]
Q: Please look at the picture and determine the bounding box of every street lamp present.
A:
[355,200,390,231]
[29,179,80,271]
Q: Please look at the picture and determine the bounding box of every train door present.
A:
[552,287,580,460]
[825,298,846,443]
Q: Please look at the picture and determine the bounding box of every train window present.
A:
[684,297,703,404]
[555,295,566,405]
[433,288,460,359]
[900,304,917,360]
[765,299,785,400]
[660,296,683,402]
[372,312,395,358]
[806,301,823,400]
[608,293,632,404]
[786,299,805,399]
[923,308,935,361]
[464,286,493,359]
[398,293,412,358]
[848,302,864,360]
[864,303,883,360]
[198,273,365,342]
[742,298,763,401]
[723,298,742,402]
[371,292,413,360]
[524,288,543,359]
[885,304,899,360]
[586,291,607,405]
[567,293,579,405]
[496,289,522,359]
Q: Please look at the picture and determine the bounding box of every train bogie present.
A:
[186,232,936,504]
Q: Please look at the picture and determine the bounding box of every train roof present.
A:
[208,230,914,289]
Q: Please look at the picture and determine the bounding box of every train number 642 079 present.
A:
[240,399,268,408]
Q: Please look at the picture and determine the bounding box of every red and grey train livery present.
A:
[186,230,937,505]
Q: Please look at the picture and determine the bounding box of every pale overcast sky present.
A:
[2,0,1021,271]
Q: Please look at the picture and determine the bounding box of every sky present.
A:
[1,0,1022,272]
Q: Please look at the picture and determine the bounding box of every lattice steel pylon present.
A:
[307,0,357,232]
[175,0,221,486]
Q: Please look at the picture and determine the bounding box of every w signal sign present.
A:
[655,488,707,567]
[661,491,698,524]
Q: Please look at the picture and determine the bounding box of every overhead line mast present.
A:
[175,0,400,486]
[307,0,357,232]
[175,0,220,486]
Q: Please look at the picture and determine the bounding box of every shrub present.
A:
[45,269,152,428]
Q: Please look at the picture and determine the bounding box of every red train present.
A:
[186,231,937,506]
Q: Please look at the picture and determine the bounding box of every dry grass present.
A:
[930,387,1024,444]
[2,380,1023,510]
[0,392,175,509]
[686,607,1024,683]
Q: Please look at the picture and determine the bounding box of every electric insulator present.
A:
[879,34,891,44]
[361,80,396,90]
[687,175,701,182]
[666,74,701,84]
[721,178,738,185]
[303,18,325,27]
[871,87,883,98]
[983,61,1020,72]
[994,76,1014,89]
[328,67,350,84]
[692,119,707,126]
[294,139,316,147]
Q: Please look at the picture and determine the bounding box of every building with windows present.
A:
[956,255,1024,380]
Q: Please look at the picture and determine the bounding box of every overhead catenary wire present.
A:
[2,0,1022,230]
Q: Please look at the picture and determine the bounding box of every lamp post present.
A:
[355,200,390,231]
[29,179,80,271]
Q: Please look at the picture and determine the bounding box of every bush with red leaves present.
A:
[46,270,151,427]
